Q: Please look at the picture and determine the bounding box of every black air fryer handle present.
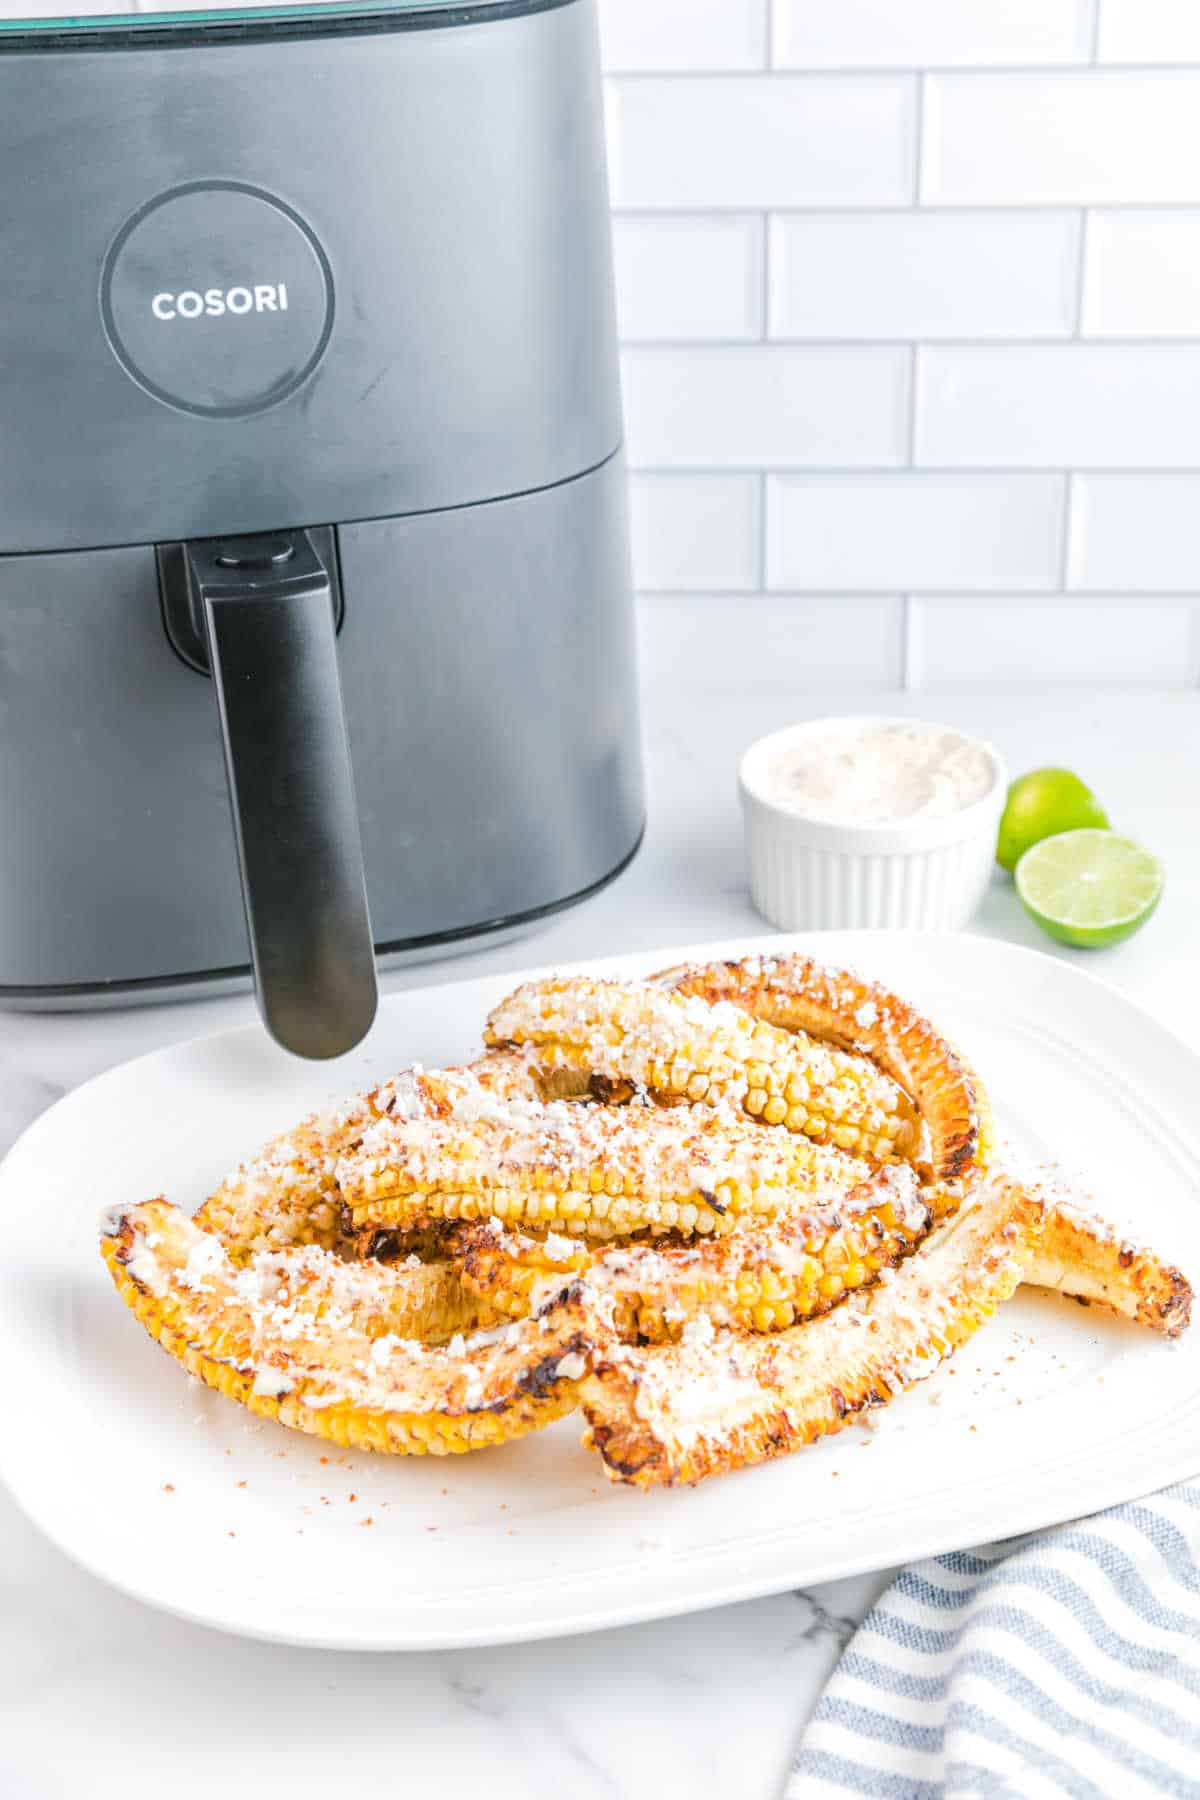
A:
[183,531,378,1059]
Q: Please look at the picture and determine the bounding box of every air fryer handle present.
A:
[183,531,378,1059]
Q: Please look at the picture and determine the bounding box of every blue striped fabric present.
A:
[785,1483,1200,1799]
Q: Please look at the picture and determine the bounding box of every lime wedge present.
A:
[1015,829,1163,949]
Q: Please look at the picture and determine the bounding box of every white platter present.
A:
[1,931,1198,1651]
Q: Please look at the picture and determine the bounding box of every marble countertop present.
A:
[2,669,1198,1800]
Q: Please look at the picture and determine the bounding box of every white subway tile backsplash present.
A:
[606,77,915,209]
[766,474,1064,591]
[917,345,1200,466]
[613,216,763,342]
[908,597,1200,686]
[923,73,1200,206]
[599,0,766,71]
[622,347,909,468]
[1083,212,1200,338]
[1098,0,1200,65]
[769,212,1078,340]
[1069,475,1200,591]
[629,475,761,591]
[772,0,1093,71]
[591,3,1200,687]
[638,594,905,688]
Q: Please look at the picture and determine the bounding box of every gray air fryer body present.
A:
[0,0,644,1053]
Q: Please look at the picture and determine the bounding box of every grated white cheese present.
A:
[250,1367,293,1399]
[761,722,995,825]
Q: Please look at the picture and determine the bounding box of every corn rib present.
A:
[1024,1201,1192,1338]
[579,1175,1043,1488]
[101,1200,591,1455]
[657,954,994,1195]
[339,1092,876,1242]
[484,975,919,1161]
[453,1163,931,1342]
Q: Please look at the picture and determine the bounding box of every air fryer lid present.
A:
[0,0,559,39]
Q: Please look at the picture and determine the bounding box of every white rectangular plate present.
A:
[1,931,1197,1651]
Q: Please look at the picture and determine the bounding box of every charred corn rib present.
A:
[195,1051,545,1260]
[658,954,994,1196]
[453,1163,932,1343]
[484,976,919,1161]
[579,1175,1043,1488]
[1024,1201,1192,1338]
[101,1200,590,1454]
[339,1092,876,1242]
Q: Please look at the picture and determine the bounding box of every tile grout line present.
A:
[635,588,1200,600]
[620,335,1200,350]
[759,212,771,342]
[628,465,1200,481]
[911,72,926,207]
[1073,209,1090,337]
[763,0,773,69]
[1089,0,1103,64]
[899,594,915,689]
[907,345,921,465]
[604,61,1200,80]
[1058,475,1075,593]
[756,472,769,591]
[611,203,1200,219]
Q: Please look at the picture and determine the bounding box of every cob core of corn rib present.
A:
[484,977,919,1161]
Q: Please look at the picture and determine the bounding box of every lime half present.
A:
[1015,829,1163,949]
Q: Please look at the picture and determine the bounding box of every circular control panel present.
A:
[100,182,334,418]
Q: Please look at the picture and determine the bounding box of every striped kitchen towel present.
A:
[786,1481,1200,1799]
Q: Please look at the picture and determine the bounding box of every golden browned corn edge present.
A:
[101,1222,585,1456]
[657,954,995,1196]
[1028,1204,1192,1338]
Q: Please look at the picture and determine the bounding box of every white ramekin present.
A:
[739,716,1007,933]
